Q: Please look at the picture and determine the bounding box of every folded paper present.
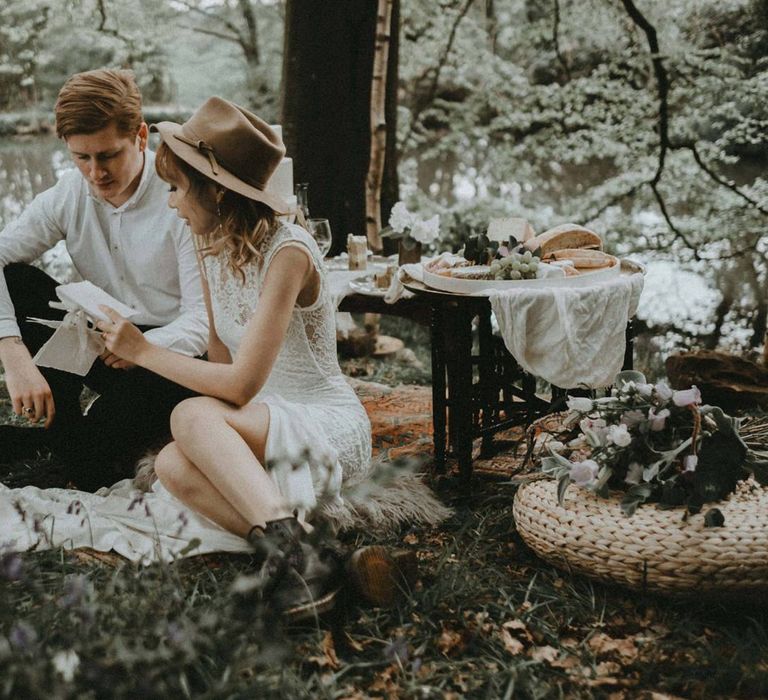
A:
[28,282,137,376]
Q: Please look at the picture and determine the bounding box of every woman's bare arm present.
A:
[100,246,314,405]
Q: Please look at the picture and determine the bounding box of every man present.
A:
[0,69,208,490]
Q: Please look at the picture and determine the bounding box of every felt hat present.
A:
[151,96,289,213]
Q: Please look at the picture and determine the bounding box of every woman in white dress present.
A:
[96,97,372,611]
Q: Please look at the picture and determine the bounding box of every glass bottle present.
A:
[295,183,310,220]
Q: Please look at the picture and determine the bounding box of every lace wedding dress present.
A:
[0,223,370,562]
[202,222,371,511]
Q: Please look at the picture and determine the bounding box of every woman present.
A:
[96,97,372,612]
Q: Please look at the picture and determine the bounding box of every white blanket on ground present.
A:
[0,479,250,564]
[489,273,644,389]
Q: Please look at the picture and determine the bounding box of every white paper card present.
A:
[56,281,137,322]
[487,217,536,243]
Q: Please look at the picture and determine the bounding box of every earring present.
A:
[216,190,224,219]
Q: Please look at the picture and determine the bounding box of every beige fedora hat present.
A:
[151,96,290,213]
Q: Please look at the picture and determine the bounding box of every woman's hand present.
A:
[96,306,148,367]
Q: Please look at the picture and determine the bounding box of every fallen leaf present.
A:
[437,628,467,657]
[587,632,639,660]
[528,645,559,663]
[306,631,340,670]
[500,628,524,656]
[550,654,580,670]
[403,533,419,545]
[596,661,622,675]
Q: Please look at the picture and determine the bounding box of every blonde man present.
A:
[0,69,208,490]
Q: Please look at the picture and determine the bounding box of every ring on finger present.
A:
[23,406,34,415]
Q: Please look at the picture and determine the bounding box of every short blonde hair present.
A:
[55,69,143,138]
[155,141,277,279]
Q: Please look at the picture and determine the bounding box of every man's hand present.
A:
[96,306,148,366]
[0,336,55,427]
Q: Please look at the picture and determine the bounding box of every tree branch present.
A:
[681,142,768,216]
[403,0,476,146]
[552,0,571,81]
[620,0,669,186]
[174,0,245,42]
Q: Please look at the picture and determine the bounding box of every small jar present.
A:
[347,234,368,270]
[398,235,422,266]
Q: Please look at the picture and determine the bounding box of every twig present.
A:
[682,142,768,216]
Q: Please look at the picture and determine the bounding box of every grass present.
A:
[2,334,768,698]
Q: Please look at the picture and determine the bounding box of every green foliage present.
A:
[399,0,768,351]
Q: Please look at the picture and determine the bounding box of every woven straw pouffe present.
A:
[513,478,768,596]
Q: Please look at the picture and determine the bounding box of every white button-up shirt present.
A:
[0,149,208,357]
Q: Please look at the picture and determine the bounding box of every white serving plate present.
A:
[349,277,388,297]
[422,257,622,294]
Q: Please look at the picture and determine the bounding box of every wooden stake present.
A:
[365,0,394,253]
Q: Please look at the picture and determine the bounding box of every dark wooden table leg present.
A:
[450,303,475,483]
[430,303,447,473]
[477,308,495,457]
[623,319,634,371]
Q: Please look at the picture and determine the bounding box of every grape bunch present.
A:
[489,249,540,280]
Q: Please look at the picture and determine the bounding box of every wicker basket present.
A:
[513,478,768,595]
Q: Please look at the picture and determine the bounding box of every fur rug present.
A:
[133,380,452,532]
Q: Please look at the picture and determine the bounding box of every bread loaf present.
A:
[545,249,616,269]
[524,223,602,255]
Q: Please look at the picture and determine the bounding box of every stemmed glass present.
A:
[307,218,332,257]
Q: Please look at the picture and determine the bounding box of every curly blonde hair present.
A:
[155,141,277,280]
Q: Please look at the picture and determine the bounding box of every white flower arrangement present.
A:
[384,202,440,245]
[539,371,768,519]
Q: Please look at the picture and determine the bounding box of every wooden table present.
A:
[339,277,635,482]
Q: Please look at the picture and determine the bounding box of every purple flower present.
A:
[648,407,670,432]
[569,459,600,486]
[672,386,702,407]
[9,622,37,652]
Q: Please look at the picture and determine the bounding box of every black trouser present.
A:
[2,263,198,491]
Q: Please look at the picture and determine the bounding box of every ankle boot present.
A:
[247,517,343,620]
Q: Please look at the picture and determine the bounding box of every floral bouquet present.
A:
[382,202,440,246]
[541,371,768,518]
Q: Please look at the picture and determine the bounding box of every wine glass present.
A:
[307,218,332,257]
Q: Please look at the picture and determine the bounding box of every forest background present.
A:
[1,0,768,377]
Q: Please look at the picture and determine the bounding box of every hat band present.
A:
[173,133,220,177]
[173,132,268,191]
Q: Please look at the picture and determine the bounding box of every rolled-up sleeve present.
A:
[0,186,67,339]
[142,224,208,356]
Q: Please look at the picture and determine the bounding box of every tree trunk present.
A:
[365,0,394,252]
[281,0,399,255]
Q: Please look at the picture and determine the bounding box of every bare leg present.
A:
[168,396,292,531]
[154,441,251,536]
